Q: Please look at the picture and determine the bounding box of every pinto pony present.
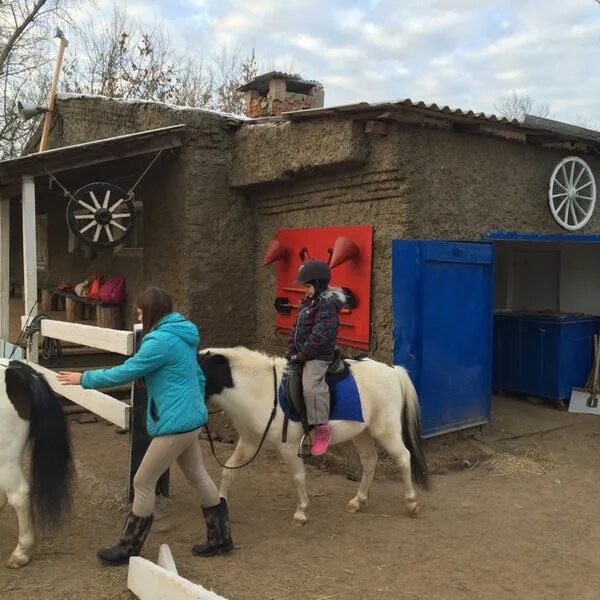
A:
[0,360,74,568]
[199,348,429,524]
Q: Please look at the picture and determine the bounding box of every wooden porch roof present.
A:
[0,124,186,193]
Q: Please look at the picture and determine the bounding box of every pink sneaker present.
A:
[311,425,332,456]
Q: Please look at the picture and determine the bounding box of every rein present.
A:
[205,363,279,470]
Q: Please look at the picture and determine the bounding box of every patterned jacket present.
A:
[288,288,345,362]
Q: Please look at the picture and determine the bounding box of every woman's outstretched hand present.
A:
[57,372,82,386]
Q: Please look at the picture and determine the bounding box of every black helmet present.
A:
[295,259,331,284]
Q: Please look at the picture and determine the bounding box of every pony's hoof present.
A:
[6,555,29,569]
[407,503,419,518]
[292,513,308,526]
[346,499,361,513]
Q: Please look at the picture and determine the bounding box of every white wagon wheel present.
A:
[548,156,597,231]
[66,182,136,248]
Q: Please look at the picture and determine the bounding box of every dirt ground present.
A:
[1,395,599,600]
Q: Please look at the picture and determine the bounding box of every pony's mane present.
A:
[203,346,286,371]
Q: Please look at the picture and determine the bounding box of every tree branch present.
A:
[0,0,48,75]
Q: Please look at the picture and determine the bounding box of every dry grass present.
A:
[486,448,556,476]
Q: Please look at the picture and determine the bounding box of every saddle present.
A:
[282,349,350,456]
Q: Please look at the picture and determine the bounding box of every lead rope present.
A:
[204,364,279,470]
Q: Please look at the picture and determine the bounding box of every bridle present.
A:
[204,363,279,470]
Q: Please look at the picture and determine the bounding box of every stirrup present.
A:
[297,433,312,459]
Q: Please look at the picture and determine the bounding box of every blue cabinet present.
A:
[493,312,600,401]
[393,241,494,437]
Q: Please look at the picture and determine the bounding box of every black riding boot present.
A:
[97,512,154,566]
[192,498,234,557]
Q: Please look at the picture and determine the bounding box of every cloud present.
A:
[78,0,600,125]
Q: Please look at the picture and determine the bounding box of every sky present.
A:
[82,0,600,126]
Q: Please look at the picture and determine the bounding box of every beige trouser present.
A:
[302,359,331,426]
[132,428,220,517]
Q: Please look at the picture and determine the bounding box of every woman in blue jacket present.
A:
[57,287,233,565]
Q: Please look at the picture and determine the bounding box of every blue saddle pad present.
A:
[279,370,364,423]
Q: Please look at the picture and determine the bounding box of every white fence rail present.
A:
[20,316,133,428]
[21,317,134,355]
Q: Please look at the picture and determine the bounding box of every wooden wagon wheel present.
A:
[66,182,136,248]
[548,156,597,231]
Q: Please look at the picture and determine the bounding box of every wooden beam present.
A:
[452,122,484,134]
[0,197,9,341]
[128,557,228,600]
[525,133,562,145]
[24,360,130,428]
[21,317,134,355]
[22,176,38,363]
[39,36,69,152]
[365,120,388,135]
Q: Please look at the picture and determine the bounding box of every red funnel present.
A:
[329,236,360,268]
[262,238,287,266]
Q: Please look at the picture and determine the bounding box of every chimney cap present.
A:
[238,71,321,94]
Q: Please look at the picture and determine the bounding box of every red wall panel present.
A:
[266,225,373,350]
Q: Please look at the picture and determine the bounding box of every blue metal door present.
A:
[392,240,493,437]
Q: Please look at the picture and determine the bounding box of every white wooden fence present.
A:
[21,316,133,429]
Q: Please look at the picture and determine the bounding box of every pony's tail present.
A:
[395,366,430,490]
[8,362,74,530]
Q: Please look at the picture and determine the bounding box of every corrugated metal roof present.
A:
[282,98,520,125]
[275,98,600,148]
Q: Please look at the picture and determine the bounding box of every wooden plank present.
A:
[157,545,178,575]
[25,360,130,428]
[0,197,9,341]
[21,176,38,363]
[128,557,228,600]
[21,317,134,355]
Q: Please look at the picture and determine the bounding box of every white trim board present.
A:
[21,317,134,355]
[157,544,178,575]
[25,361,130,429]
[128,556,229,600]
[22,176,38,363]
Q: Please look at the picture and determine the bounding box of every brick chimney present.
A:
[239,72,324,118]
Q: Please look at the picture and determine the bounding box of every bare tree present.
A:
[63,5,180,102]
[63,6,257,113]
[1,2,259,158]
[209,45,257,114]
[0,0,75,158]
[494,91,551,122]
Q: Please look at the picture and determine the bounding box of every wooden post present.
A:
[96,305,121,329]
[38,34,68,153]
[22,176,39,363]
[40,288,54,312]
[0,197,9,341]
[128,326,169,501]
[65,297,85,321]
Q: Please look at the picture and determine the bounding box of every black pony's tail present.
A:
[395,366,430,490]
[7,361,74,530]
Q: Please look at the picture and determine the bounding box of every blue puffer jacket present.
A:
[81,312,207,437]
